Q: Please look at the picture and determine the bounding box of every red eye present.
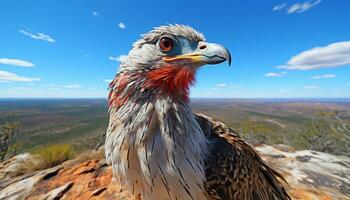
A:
[159,37,174,52]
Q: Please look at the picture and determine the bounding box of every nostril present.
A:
[199,44,207,50]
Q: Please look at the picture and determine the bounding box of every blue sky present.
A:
[0,0,349,98]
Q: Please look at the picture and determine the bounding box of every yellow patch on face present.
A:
[162,53,205,64]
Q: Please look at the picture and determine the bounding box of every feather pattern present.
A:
[105,24,291,200]
[106,69,208,199]
[195,114,291,200]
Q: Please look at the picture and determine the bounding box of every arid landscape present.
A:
[2,1,350,199]
[1,98,349,156]
[1,99,349,200]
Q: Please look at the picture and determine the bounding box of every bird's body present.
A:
[106,95,207,200]
[105,25,290,200]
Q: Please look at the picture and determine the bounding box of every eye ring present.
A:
[158,37,174,52]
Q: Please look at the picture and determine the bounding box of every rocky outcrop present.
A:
[0,145,349,200]
[0,153,34,181]
[0,164,62,200]
[0,156,133,200]
[256,144,350,200]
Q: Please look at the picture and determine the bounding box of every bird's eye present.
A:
[159,37,174,52]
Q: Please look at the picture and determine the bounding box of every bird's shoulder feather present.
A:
[194,114,291,200]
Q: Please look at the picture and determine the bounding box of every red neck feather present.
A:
[145,65,195,102]
[108,65,195,108]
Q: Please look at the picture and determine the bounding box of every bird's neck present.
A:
[108,65,195,108]
[145,65,196,103]
[106,73,208,199]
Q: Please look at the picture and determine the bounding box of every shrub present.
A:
[290,115,350,156]
[0,120,22,161]
[230,120,284,145]
[231,109,350,156]
[29,144,74,170]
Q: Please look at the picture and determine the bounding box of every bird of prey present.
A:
[105,25,290,200]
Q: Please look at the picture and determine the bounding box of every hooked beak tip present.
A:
[226,48,232,66]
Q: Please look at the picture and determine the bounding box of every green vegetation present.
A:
[29,144,74,170]
[0,99,107,154]
[192,99,350,156]
[0,115,22,161]
[218,109,350,156]
[289,111,350,155]
[0,99,349,158]
[230,120,285,145]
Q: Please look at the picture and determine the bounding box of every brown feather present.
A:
[195,114,291,200]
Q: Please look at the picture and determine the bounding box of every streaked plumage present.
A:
[196,114,290,200]
[105,24,290,200]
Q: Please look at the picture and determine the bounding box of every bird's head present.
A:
[109,25,231,106]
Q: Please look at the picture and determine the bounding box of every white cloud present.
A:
[304,85,318,89]
[109,55,127,62]
[0,86,107,98]
[273,1,321,14]
[9,87,35,90]
[265,72,287,77]
[273,3,287,11]
[279,89,289,92]
[229,84,242,89]
[216,83,227,88]
[0,58,35,67]
[210,83,242,91]
[118,22,126,29]
[311,74,336,79]
[104,79,113,83]
[19,29,55,43]
[61,84,82,89]
[277,41,350,70]
[287,0,321,14]
[43,84,57,87]
[92,11,100,16]
[0,71,41,82]
[42,83,82,89]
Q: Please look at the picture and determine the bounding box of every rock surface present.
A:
[0,145,349,200]
[256,144,350,200]
[0,153,34,181]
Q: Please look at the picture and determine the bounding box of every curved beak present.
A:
[163,42,231,67]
